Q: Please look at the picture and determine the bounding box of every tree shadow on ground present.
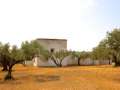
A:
[0,79,22,84]
[0,73,60,84]
[33,74,60,83]
[15,73,60,83]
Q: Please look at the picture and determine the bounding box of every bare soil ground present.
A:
[0,65,120,90]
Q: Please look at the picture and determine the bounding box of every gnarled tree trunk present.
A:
[78,57,81,66]
[2,64,8,71]
[4,60,24,80]
[112,53,120,66]
[4,65,14,80]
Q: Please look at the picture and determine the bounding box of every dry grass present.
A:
[0,65,120,90]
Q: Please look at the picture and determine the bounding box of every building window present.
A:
[50,48,55,53]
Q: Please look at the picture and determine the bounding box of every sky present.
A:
[0,0,120,51]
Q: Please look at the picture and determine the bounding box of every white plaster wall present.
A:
[80,58,93,65]
[62,55,77,66]
[25,60,33,66]
[33,56,56,67]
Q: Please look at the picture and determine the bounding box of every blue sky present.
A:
[0,0,120,51]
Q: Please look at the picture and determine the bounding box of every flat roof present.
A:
[36,38,67,41]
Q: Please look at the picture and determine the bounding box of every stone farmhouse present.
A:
[25,38,111,67]
[25,38,75,66]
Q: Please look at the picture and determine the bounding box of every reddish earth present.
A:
[0,65,120,90]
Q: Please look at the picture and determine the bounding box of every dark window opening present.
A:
[50,48,55,53]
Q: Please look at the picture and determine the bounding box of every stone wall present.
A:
[36,38,67,52]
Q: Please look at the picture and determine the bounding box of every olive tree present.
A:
[71,51,91,66]
[50,50,71,67]
[105,29,120,66]
[21,40,49,61]
[91,39,112,64]
[0,43,24,80]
